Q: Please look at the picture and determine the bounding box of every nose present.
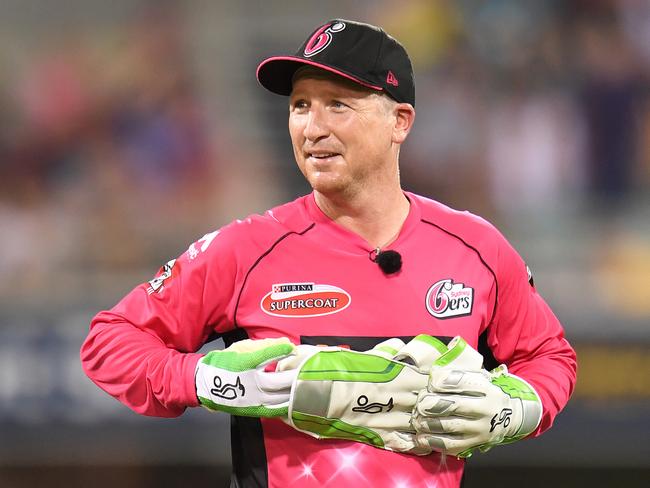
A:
[303,105,329,142]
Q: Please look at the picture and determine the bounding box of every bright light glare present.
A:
[324,445,368,485]
[301,463,314,478]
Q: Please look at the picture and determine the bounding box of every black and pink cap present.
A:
[256,19,415,107]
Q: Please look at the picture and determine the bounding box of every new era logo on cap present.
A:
[386,71,399,87]
[256,19,415,107]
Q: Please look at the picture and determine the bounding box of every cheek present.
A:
[371,122,394,151]
[289,128,304,155]
[288,116,304,139]
[292,146,307,175]
[354,126,389,157]
[288,124,300,144]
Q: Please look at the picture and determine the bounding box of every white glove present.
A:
[283,335,477,454]
[195,337,297,417]
[281,334,542,459]
[412,360,543,458]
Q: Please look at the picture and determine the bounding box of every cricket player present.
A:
[81,19,577,488]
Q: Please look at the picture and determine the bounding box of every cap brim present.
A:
[256,56,383,96]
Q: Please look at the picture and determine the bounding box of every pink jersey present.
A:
[81,192,576,488]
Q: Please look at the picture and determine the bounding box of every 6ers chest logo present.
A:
[261,283,351,318]
[426,279,474,319]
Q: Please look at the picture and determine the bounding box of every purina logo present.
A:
[426,279,474,319]
[261,282,351,318]
[304,22,346,57]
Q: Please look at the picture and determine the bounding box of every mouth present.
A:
[306,151,341,162]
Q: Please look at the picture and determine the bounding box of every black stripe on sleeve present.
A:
[233,223,315,328]
[420,218,499,329]
[421,218,501,369]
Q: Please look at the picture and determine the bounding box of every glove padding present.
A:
[284,335,541,459]
[413,363,543,458]
[284,335,481,454]
[195,337,297,417]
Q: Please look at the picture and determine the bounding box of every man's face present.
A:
[288,72,397,198]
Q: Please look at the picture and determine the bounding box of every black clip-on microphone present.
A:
[369,248,402,274]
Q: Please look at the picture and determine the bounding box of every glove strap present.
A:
[393,334,447,368]
[490,365,543,439]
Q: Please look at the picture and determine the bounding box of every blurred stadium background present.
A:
[0,0,649,487]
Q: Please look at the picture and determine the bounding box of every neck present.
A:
[314,184,410,249]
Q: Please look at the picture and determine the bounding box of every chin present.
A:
[307,175,347,195]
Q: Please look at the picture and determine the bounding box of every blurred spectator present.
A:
[484,80,586,217]
[373,0,463,71]
[107,4,212,193]
[575,8,644,208]
[400,42,491,214]
[0,3,219,299]
[619,0,650,67]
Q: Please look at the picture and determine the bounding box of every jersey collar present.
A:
[304,191,422,253]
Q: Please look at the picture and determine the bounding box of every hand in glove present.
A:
[284,335,479,454]
[195,337,297,417]
[283,335,542,459]
[412,362,542,458]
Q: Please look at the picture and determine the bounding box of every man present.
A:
[81,19,576,488]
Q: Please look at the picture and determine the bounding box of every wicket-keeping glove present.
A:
[412,361,543,458]
[284,335,481,454]
[195,337,297,417]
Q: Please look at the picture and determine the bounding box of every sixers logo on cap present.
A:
[426,279,473,319]
[303,22,346,57]
[261,282,351,317]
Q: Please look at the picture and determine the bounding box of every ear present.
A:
[391,103,416,144]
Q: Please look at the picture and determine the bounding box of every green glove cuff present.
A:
[200,342,294,372]
[455,366,543,458]
[490,365,543,440]
[196,338,296,417]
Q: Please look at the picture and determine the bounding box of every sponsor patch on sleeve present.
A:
[147,259,176,294]
[526,265,535,287]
